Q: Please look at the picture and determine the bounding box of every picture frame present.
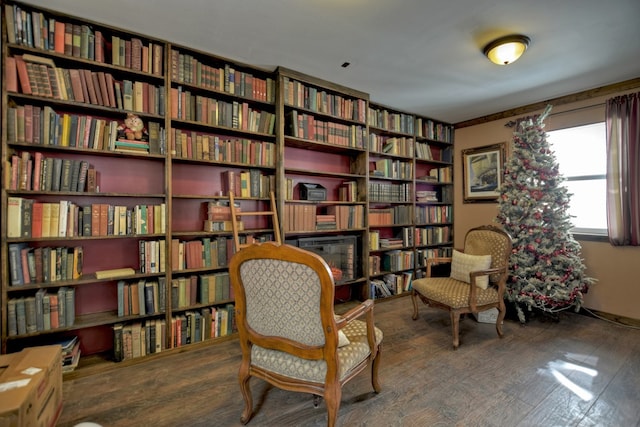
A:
[461,142,506,203]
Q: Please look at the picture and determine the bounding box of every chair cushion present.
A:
[251,319,383,383]
[450,249,492,289]
[412,276,500,309]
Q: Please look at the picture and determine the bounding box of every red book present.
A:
[14,56,32,95]
[21,247,31,284]
[54,21,66,54]
[5,56,18,92]
[49,294,59,328]
[32,152,43,191]
[64,23,73,56]
[32,202,43,238]
[94,30,104,63]
[82,69,99,104]
[68,69,85,103]
[99,203,109,236]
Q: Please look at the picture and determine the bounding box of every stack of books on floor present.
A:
[58,335,81,373]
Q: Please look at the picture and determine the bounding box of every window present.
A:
[547,122,607,235]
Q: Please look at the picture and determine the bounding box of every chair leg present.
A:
[324,384,342,427]
[496,301,506,338]
[238,362,253,424]
[450,311,460,350]
[370,344,382,393]
[411,290,420,320]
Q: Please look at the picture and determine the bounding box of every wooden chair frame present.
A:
[411,225,513,349]
[229,242,382,427]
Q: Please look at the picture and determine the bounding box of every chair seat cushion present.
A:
[412,277,500,309]
[251,319,383,383]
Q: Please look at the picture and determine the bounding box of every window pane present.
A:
[564,179,607,232]
[548,123,606,176]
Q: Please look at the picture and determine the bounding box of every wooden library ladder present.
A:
[229,191,282,252]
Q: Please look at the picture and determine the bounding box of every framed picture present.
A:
[462,142,506,203]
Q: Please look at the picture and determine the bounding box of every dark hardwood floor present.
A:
[58,296,640,427]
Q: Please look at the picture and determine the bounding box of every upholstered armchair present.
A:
[228,242,383,427]
[411,225,512,349]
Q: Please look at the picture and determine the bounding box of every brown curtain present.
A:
[606,92,640,246]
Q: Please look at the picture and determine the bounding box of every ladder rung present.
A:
[235,211,275,217]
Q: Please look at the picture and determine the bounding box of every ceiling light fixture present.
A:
[483,34,531,65]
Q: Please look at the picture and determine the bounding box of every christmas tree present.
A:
[496,105,595,323]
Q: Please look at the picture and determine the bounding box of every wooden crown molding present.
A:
[454,77,640,129]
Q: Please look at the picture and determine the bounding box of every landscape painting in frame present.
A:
[462,143,506,203]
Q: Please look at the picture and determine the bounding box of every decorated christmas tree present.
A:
[496,105,595,323]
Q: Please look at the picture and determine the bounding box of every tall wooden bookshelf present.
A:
[367,103,416,299]
[413,114,455,279]
[276,67,369,302]
[1,1,455,375]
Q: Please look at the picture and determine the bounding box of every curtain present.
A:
[606,92,640,246]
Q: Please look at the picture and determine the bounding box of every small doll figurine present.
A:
[117,113,148,141]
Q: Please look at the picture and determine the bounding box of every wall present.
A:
[454,89,640,320]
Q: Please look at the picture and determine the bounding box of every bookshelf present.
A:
[367,103,416,299]
[167,42,278,349]
[276,67,369,302]
[414,114,455,279]
[1,1,456,375]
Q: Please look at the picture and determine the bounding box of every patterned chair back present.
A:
[464,225,512,284]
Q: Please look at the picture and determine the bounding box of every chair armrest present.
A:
[335,299,374,329]
[468,266,508,312]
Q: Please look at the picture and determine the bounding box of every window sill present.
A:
[572,233,608,243]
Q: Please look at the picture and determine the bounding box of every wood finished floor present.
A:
[58,296,640,427]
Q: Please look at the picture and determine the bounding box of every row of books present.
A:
[170,272,231,309]
[171,87,276,135]
[381,250,415,272]
[415,141,434,160]
[282,77,367,123]
[369,205,412,226]
[171,51,275,103]
[368,182,412,202]
[415,226,453,246]
[7,287,75,336]
[368,108,415,135]
[8,243,82,286]
[369,135,414,157]
[416,118,454,143]
[170,304,236,349]
[8,54,165,115]
[171,129,275,166]
[4,4,164,76]
[6,105,165,154]
[7,197,166,239]
[283,204,365,232]
[112,319,167,362]
[286,110,367,148]
[416,205,453,224]
[369,228,413,251]
[416,247,454,266]
[370,158,414,180]
[139,240,166,274]
[370,271,413,299]
[417,166,453,183]
[220,169,274,199]
[7,152,94,193]
[171,237,232,271]
[117,278,167,317]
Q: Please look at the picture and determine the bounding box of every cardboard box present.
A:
[472,308,499,324]
[0,345,63,427]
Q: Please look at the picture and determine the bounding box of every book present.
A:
[95,267,136,279]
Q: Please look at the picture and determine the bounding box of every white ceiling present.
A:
[20,0,640,124]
